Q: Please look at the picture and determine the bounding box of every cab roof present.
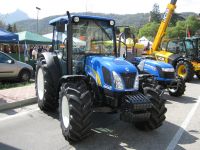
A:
[49,15,113,26]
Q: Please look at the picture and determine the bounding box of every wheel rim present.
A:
[177,65,187,77]
[168,86,178,93]
[62,96,70,128]
[22,72,29,81]
[168,79,179,93]
[37,68,44,100]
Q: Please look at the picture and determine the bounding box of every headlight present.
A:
[73,17,79,23]
[161,68,174,72]
[134,74,139,90]
[110,20,115,26]
[112,71,124,90]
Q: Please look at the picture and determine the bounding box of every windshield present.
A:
[72,19,115,55]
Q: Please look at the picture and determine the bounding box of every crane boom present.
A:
[150,0,177,54]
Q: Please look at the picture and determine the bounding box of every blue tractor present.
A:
[35,12,166,142]
[134,57,185,97]
[116,27,185,97]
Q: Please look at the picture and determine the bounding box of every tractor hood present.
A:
[85,55,138,91]
[85,56,138,74]
[144,59,173,68]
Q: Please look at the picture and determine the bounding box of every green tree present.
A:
[150,3,161,23]
[129,25,139,37]
[138,22,159,39]
[166,15,200,38]
[166,21,187,38]
[13,24,18,33]
[170,13,185,26]
[7,24,13,32]
[0,20,6,29]
[186,16,200,36]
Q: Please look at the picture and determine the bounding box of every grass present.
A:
[0,80,35,90]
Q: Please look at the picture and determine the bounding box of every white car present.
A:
[0,51,33,82]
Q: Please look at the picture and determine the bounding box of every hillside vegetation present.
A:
[15,12,197,35]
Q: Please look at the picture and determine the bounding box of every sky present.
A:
[0,0,199,19]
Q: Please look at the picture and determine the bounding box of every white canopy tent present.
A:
[138,36,153,47]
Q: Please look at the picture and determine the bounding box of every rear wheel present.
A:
[168,77,185,97]
[134,87,167,131]
[35,57,58,111]
[59,80,92,142]
[176,60,194,82]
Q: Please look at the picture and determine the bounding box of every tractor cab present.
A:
[162,39,197,59]
[186,37,200,60]
[49,15,117,75]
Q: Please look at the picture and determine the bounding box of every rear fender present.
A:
[175,57,190,67]
[59,75,89,91]
[40,52,62,90]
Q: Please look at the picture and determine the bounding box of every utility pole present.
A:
[36,7,41,33]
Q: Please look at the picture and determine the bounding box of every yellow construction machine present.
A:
[146,0,200,81]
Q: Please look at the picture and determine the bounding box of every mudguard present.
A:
[168,54,183,66]
[40,52,62,90]
[59,75,88,85]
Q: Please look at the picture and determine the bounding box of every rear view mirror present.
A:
[7,59,14,64]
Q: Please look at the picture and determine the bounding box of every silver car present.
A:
[0,51,33,82]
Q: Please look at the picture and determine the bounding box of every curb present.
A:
[0,97,37,112]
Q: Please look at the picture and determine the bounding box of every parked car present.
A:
[0,51,33,82]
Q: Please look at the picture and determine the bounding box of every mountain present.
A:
[14,12,198,35]
[1,9,30,24]
[15,12,150,34]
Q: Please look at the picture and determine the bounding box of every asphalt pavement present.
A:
[0,79,200,150]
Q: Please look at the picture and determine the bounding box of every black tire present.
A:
[59,80,92,142]
[176,60,194,82]
[19,70,31,82]
[35,57,58,111]
[135,87,167,131]
[168,77,186,97]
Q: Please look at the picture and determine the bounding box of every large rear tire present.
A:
[176,60,194,82]
[59,80,92,142]
[35,57,58,111]
[168,77,185,97]
[134,87,167,131]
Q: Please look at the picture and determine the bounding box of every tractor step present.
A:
[120,92,152,123]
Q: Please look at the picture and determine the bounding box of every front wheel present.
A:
[134,87,167,131]
[176,60,194,82]
[59,80,92,142]
[168,77,186,97]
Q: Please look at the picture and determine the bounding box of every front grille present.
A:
[162,72,175,79]
[120,73,136,89]
[156,66,175,79]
